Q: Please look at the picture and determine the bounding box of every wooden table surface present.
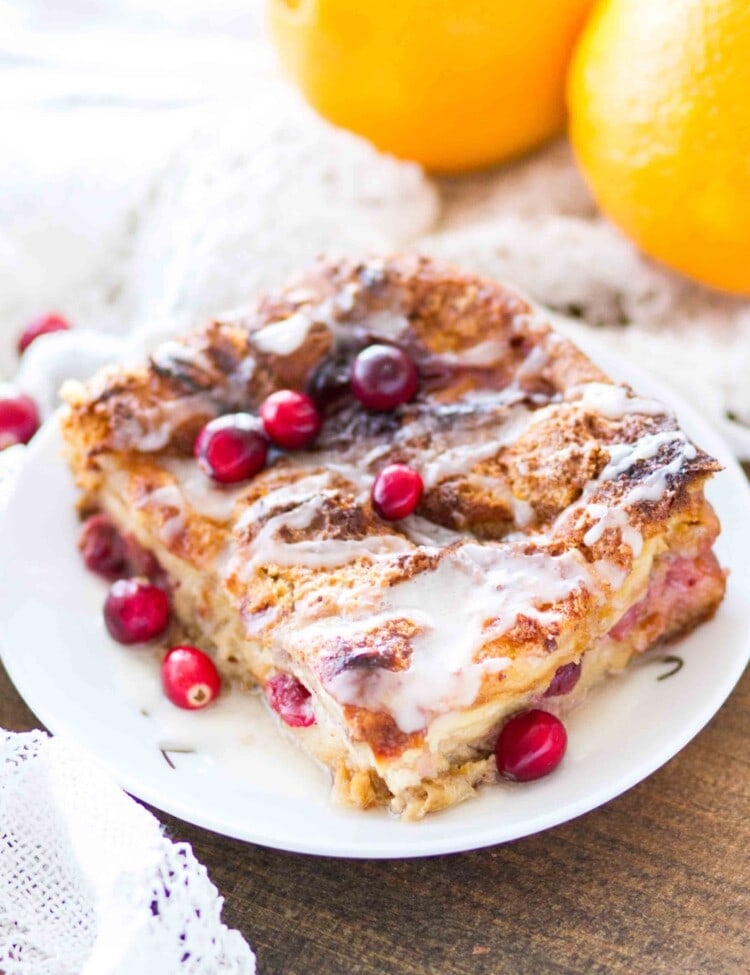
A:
[2,658,748,975]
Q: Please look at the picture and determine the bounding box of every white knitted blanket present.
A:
[2,1,749,457]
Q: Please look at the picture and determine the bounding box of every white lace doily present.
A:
[0,364,255,975]
[0,730,255,975]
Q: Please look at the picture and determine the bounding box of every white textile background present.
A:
[0,730,256,975]
[1,0,750,455]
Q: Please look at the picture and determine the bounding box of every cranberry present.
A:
[372,463,423,520]
[0,388,40,449]
[122,535,166,585]
[265,673,316,727]
[495,709,567,782]
[351,344,418,411]
[18,312,71,354]
[161,645,221,710]
[543,661,582,698]
[260,389,321,449]
[103,578,170,645]
[305,352,352,407]
[79,514,167,584]
[194,413,268,484]
[79,514,129,580]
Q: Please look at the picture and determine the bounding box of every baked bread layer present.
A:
[61,256,726,817]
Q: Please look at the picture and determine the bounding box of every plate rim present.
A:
[1,338,749,858]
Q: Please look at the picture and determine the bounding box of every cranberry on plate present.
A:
[351,344,418,411]
[194,413,268,484]
[78,514,129,580]
[161,645,221,710]
[103,578,170,645]
[260,389,321,449]
[371,463,423,520]
[495,709,567,782]
[265,673,316,727]
[17,312,71,355]
[0,388,40,449]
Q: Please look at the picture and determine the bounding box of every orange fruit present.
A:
[568,0,750,295]
[268,0,596,174]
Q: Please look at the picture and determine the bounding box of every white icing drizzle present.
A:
[252,311,313,356]
[232,472,412,576]
[437,338,508,367]
[323,542,593,733]
[161,458,247,522]
[515,344,548,379]
[236,472,337,530]
[135,484,186,545]
[248,278,409,366]
[570,381,669,420]
[226,354,256,393]
[419,404,537,488]
[565,428,697,560]
[358,310,410,341]
[583,503,644,556]
[592,558,628,591]
[283,287,318,304]
[398,516,465,548]
[113,394,213,453]
[512,497,535,528]
[462,475,535,528]
[243,501,413,573]
[618,445,697,505]
[601,430,696,484]
[150,340,215,376]
[329,281,358,315]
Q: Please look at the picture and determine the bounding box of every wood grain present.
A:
[1,659,747,974]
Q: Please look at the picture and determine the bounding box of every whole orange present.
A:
[268,0,596,174]
[568,0,750,295]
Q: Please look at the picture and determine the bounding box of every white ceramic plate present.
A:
[1,343,749,859]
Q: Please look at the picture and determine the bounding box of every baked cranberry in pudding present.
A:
[79,514,129,580]
[0,388,39,448]
[371,463,424,520]
[80,515,168,585]
[351,344,418,411]
[543,661,582,698]
[265,673,316,727]
[495,709,567,782]
[104,578,170,645]
[194,413,268,484]
[161,645,221,710]
[260,389,321,449]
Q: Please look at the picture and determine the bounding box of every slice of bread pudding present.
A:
[61,256,725,819]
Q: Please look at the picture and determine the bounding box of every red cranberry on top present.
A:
[495,709,567,782]
[103,578,170,645]
[18,312,72,355]
[351,344,418,411]
[260,389,321,450]
[194,413,268,484]
[0,388,40,449]
[371,463,423,520]
[161,645,221,710]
